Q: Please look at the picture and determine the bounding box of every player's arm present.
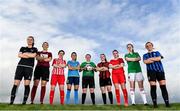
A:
[143,59,154,64]
[109,64,116,69]
[96,66,103,71]
[68,64,77,70]
[18,52,29,58]
[44,57,52,62]
[125,57,141,62]
[79,63,86,72]
[23,52,37,58]
[52,59,59,68]
[75,65,80,70]
[114,63,124,69]
[59,63,66,68]
[149,56,161,62]
[102,67,108,71]
[36,54,44,61]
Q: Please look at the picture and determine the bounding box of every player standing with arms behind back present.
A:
[143,42,170,108]
[109,50,128,107]
[125,43,148,105]
[49,50,66,105]
[31,42,52,104]
[10,36,37,105]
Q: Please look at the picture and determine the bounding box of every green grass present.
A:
[0,103,180,110]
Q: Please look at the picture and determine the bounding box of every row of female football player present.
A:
[10,36,170,108]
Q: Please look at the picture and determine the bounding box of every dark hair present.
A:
[28,36,35,47]
[112,50,119,57]
[113,49,118,53]
[85,54,91,57]
[42,42,49,47]
[127,43,134,53]
[100,53,107,62]
[145,42,153,48]
[71,52,77,61]
[58,50,65,55]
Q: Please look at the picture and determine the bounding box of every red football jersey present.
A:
[52,58,66,75]
[109,58,124,74]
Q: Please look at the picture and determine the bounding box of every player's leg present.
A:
[100,78,106,104]
[31,66,40,104]
[40,67,49,104]
[112,74,121,105]
[106,78,113,104]
[23,79,31,104]
[128,73,135,105]
[158,72,170,107]
[136,72,148,105]
[49,75,57,105]
[82,77,88,104]
[31,80,39,104]
[148,71,158,108]
[65,77,72,104]
[89,77,95,105]
[107,84,113,104]
[58,76,65,105]
[22,67,33,104]
[120,83,128,107]
[138,81,148,105]
[120,74,128,107]
[40,80,47,104]
[100,86,106,104]
[10,66,23,104]
[10,80,21,104]
[74,77,80,104]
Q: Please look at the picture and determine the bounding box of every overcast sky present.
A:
[0,0,180,104]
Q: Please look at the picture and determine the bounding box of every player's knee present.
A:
[90,89,94,93]
[159,80,166,85]
[139,88,144,91]
[51,86,55,90]
[82,89,87,93]
[107,87,112,92]
[150,81,156,85]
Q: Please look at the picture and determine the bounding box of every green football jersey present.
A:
[80,61,96,77]
[125,52,142,73]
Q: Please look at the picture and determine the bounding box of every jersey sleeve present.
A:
[109,60,113,65]
[64,60,66,65]
[156,51,161,57]
[119,58,124,64]
[77,61,80,66]
[33,47,38,53]
[80,62,86,68]
[19,47,24,53]
[37,51,41,56]
[52,59,56,66]
[97,63,101,67]
[48,52,52,58]
[143,54,147,60]
[124,54,128,59]
[92,62,96,68]
[136,52,141,58]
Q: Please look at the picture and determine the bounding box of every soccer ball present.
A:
[86,66,93,71]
